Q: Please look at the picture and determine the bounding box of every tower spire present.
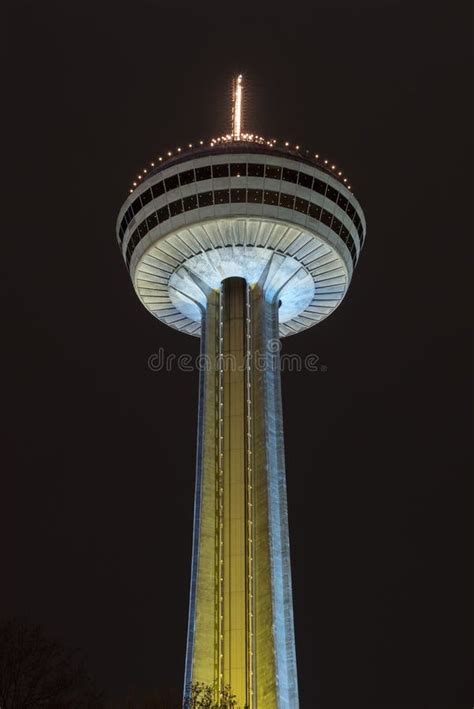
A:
[232,74,243,141]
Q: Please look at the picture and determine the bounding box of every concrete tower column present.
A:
[184,277,298,708]
[220,278,249,705]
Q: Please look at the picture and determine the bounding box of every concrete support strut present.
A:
[184,277,299,709]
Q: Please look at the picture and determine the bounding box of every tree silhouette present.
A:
[0,618,103,708]
[183,683,237,708]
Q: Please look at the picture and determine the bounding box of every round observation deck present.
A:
[116,143,366,337]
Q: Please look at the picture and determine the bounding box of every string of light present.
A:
[128,137,353,194]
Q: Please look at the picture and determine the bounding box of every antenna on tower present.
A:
[232,74,243,141]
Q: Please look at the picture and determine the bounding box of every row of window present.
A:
[124,188,358,269]
[119,161,364,247]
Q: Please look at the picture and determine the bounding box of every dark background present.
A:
[3,1,472,706]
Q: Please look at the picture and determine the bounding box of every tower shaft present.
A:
[220,278,251,703]
[185,277,298,708]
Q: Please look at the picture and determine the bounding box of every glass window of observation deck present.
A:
[295,197,309,214]
[157,205,169,223]
[312,177,327,196]
[282,168,298,183]
[198,191,213,207]
[279,193,295,208]
[248,189,263,203]
[247,163,263,177]
[337,193,348,212]
[265,165,281,180]
[264,190,279,205]
[196,166,212,181]
[179,169,195,186]
[165,175,179,192]
[326,185,338,203]
[140,188,152,206]
[183,195,198,211]
[230,188,246,202]
[147,212,158,230]
[212,164,229,178]
[170,199,183,216]
[230,163,247,176]
[346,202,355,219]
[215,189,230,204]
[308,203,322,220]
[131,196,142,215]
[331,216,342,235]
[298,172,313,189]
[321,209,332,227]
[152,181,165,198]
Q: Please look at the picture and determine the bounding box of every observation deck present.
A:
[116,142,366,337]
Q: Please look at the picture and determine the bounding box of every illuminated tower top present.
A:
[116,75,365,340]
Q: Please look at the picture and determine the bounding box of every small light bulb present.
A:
[177,147,181,152]
[167,151,172,156]
[151,162,155,167]
[159,157,162,161]
[200,140,203,145]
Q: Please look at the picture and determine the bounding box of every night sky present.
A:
[3,1,472,706]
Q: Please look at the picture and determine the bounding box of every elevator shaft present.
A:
[185,276,298,709]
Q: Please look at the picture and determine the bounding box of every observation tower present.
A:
[116,75,366,708]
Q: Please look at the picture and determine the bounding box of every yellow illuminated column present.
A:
[185,276,298,708]
[220,277,251,705]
